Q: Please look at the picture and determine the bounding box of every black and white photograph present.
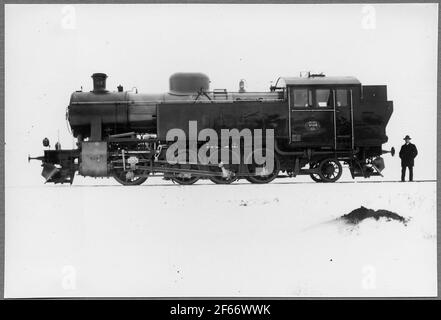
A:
[3,2,438,299]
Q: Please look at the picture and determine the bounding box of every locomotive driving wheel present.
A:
[169,150,200,185]
[113,171,148,186]
[209,168,237,184]
[209,176,236,184]
[170,164,200,185]
[317,158,343,183]
[208,164,237,184]
[113,153,150,186]
[245,157,280,184]
[171,174,200,185]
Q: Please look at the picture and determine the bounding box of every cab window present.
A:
[291,88,312,107]
[315,89,333,108]
[336,89,350,107]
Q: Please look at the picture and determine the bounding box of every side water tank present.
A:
[169,72,210,95]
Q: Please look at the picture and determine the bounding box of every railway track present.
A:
[39,179,436,188]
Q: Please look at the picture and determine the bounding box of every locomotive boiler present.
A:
[29,72,394,185]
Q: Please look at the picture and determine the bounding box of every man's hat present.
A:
[403,135,411,140]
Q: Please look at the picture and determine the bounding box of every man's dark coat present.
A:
[399,143,418,167]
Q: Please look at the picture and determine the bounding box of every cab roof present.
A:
[281,76,361,86]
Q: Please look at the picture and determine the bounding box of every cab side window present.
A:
[336,89,350,107]
[291,88,312,107]
[315,89,333,108]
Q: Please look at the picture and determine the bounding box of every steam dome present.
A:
[169,72,210,95]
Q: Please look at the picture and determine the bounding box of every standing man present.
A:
[399,135,418,182]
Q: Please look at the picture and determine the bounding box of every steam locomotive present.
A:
[29,72,394,185]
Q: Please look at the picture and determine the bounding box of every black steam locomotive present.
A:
[30,72,394,185]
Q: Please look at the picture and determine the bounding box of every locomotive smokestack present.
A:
[91,73,108,93]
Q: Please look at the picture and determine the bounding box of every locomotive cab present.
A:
[282,75,362,150]
[282,75,392,148]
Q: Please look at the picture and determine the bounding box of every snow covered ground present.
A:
[5,177,437,298]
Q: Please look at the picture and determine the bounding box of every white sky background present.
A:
[5,3,438,184]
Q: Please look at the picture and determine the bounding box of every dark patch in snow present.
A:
[340,206,409,226]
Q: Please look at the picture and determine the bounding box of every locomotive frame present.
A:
[29,72,394,185]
